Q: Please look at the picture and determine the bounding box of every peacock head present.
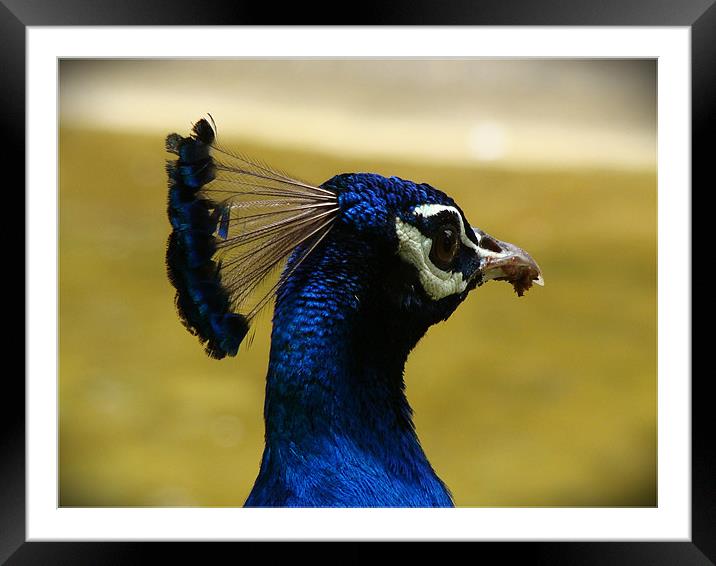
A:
[166,118,542,358]
[321,172,542,327]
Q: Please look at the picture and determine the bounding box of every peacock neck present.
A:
[247,236,453,507]
[265,239,421,458]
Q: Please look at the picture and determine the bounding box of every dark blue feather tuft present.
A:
[165,119,246,359]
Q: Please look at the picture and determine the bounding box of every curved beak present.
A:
[471,227,544,297]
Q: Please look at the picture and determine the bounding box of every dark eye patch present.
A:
[429,223,459,269]
[412,209,461,238]
[399,206,480,280]
[410,209,467,271]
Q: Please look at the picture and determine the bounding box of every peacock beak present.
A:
[470,227,544,297]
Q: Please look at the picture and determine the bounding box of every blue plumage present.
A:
[165,118,542,506]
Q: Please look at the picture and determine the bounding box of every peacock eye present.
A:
[429,223,459,269]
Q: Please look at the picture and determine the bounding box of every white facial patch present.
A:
[394,204,473,301]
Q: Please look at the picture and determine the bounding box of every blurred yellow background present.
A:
[59,59,657,507]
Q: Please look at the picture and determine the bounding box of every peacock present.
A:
[165,118,543,507]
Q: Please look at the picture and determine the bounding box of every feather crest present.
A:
[165,118,338,358]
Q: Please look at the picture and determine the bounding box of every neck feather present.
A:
[246,236,453,507]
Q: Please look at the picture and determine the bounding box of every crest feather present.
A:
[165,118,338,358]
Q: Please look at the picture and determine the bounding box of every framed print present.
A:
[7,0,712,563]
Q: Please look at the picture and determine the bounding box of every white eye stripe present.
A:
[412,204,479,252]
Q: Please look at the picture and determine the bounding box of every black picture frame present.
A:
[6,1,709,563]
